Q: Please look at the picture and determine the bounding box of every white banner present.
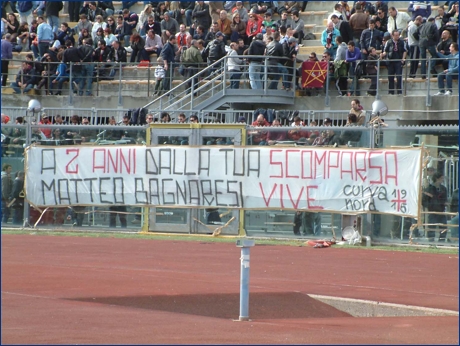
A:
[25,146,422,217]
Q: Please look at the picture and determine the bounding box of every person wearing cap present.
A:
[247,31,266,89]
[204,31,227,72]
[323,117,333,126]
[237,116,247,123]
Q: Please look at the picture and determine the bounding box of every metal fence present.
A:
[3,55,458,108]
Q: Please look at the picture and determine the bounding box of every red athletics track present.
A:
[1,234,459,344]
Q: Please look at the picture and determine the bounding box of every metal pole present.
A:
[376,59,380,100]
[239,246,250,321]
[236,239,254,321]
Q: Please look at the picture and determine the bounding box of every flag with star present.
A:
[301,61,328,88]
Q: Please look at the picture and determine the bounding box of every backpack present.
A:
[17,1,33,12]
[355,60,367,79]
[304,32,316,40]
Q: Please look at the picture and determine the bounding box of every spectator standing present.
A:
[1,33,13,87]
[227,41,243,89]
[205,31,226,69]
[266,31,289,90]
[1,163,13,224]
[36,16,54,59]
[247,32,266,89]
[419,17,439,78]
[11,171,25,225]
[380,30,407,95]
[78,37,95,96]
[422,171,448,241]
[68,1,83,22]
[45,0,63,34]
[209,1,223,23]
[349,3,369,48]
[365,46,379,96]
[434,42,458,96]
[448,188,459,241]
[302,211,322,236]
[331,14,353,45]
[387,6,411,36]
[63,40,82,94]
[192,1,212,35]
[345,40,362,96]
[334,36,349,96]
[407,15,423,78]
[160,35,177,91]
[153,56,165,96]
[17,1,39,26]
[182,39,203,95]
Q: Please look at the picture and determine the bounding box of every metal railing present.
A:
[3,56,457,107]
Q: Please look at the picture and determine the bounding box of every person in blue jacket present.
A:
[434,42,458,96]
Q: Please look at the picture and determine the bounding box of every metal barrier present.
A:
[3,56,457,108]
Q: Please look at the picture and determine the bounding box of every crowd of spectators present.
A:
[320,1,459,97]
[1,1,459,97]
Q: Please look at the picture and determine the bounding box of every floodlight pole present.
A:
[236,239,255,321]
